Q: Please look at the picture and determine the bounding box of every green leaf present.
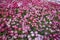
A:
[0,32,4,36]
[30,27,36,31]
[30,24,36,31]
[7,16,12,19]
[17,38,22,40]
[31,36,36,39]
[37,22,40,24]
[17,30,23,34]
[22,10,27,17]
[38,30,45,35]
[16,8,19,14]
[45,17,50,23]
[56,11,60,15]
[44,14,50,18]
[41,21,44,25]
[46,30,51,34]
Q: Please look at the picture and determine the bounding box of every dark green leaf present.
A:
[38,30,45,35]
[30,26,36,31]
[16,8,19,14]
[0,32,4,36]
[31,36,36,39]
[56,11,60,15]
[45,17,50,23]
[46,30,51,34]
[22,10,26,17]
[44,14,50,18]
[17,30,23,34]
[41,21,44,25]
[17,38,22,40]
[7,16,12,19]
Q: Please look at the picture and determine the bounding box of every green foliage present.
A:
[38,30,45,35]
[31,36,36,39]
[30,26,36,31]
[44,14,50,17]
[22,10,27,17]
[0,32,4,36]
[17,30,23,34]
[56,11,60,15]
[45,17,50,23]
[50,38,53,40]
[17,38,23,40]
[41,21,44,25]
[7,15,12,19]
[15,8,19,14]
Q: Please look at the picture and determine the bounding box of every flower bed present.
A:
[0,0,60,40]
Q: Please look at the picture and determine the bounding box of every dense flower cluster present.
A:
[0,0,60,40]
